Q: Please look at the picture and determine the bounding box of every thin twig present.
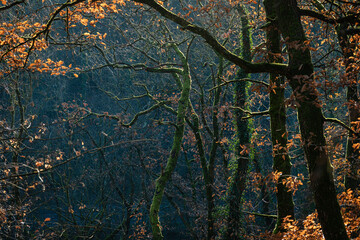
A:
[209,78,269,91]
[324,117,359,136]
[230,106,269,119]
[0,139,155,181]
[242,210,277,219]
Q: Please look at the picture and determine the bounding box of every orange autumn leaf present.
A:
[35,161,43,167]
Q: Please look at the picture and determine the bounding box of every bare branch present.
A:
[0,139,156,181]
[132,0,288,75]
[230,106,269,119]
[81,100,171,127]
[324,117,359,136]
[242,210,277,219]
[209,78,269,91]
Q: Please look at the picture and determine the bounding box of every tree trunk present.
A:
[267,0,348,239]
[175,56,222,239]
[264,2,294,233]
[337,23,360,195]
[189,110,216,240]
[225,6,252,239]
[149,45,192,240]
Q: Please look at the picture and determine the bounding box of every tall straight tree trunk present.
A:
[225,6,252,239]
[337,23,360,194]
[337,23,360,239]
[149,45,192,240]
[266,0,348,239]
[264,3,294,233]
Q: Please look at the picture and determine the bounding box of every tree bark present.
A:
[267,0,348,239]
[337,23,360,195]
[149,45,192,240]
[225,6,252,239]
[264,2,295,233]
[187,56,222,239]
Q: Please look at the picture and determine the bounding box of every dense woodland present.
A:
[0,0,360,239]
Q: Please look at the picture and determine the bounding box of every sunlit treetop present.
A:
[0,0,128,77]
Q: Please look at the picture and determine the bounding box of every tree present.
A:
[1,0,360,239]
[131,0,349,238]
[264,1,294,233]
[225,5,253,239]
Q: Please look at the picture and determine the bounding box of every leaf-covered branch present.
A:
[299,9,360,25]
[0,0,25,11]
[0,0,87,62]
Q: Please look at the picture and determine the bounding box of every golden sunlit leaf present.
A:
[35,162,43,167]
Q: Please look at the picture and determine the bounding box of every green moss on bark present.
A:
[149,45,192,240]
[225,5,253,239]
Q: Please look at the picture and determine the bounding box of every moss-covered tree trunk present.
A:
[337,23,360,195]
[267,0,348,239]
[149,45,191,240]
[264,2,294,233]
[225,6,252,239]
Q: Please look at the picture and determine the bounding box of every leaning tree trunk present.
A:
[266,0,348,239]
[264,2,294,233]
[149,45,192,240]
[225,5,252,239]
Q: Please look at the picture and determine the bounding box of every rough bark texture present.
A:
[225,6,252,239]
[149,45,191,240]
[337,23,360,195]
[337,23,360,239]
[266,0,348,239]
[264,2,295,233]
